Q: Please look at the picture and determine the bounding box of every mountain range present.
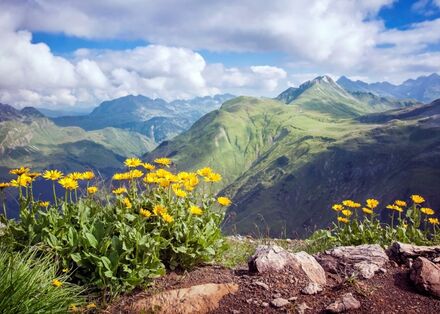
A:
[2,73,440,236]
[52,94,235,143]
[337,73,440,103]
[146,76,440,236]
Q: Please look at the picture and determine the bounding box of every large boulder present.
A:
[315,244,388,279]
[248,245,326,285]
[410,257,440,299]
[389,242,440,264]
[129,283,239,313]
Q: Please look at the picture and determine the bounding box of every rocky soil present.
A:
[107,242,440,313]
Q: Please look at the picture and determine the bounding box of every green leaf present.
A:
[85,232,98,249]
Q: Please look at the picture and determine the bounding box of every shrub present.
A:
[0,248,84,314]
[0,159,230,298]
[308,195,440,251]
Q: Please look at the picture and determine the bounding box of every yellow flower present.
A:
[112,187,127,195]
[158,178,171,188]
[204,172,222,182]
[0,182,12,190]
[153,204,167,216]
[39,201,49,207]
[394,200,407,207]
[342,200,361,208]
[411,195,425,204]
[86,303,97,309]
[142,163,156,171]
[420,207,435,215]
[113,173,128,181]
[362,207,373,214]
[161,213,174,223]
[43,170,64,181]
[331,204,343,211]
[10,175,32,187]
[140,208,152,218]
[217,196,232,206]
[128,169,144,179]
[27,172,41,180]
[174,188,187,198]
[69,304,79,312]
[124,157,142,168]
[67,172,83,180]
[366,199,379,209]
[144,173,159,184]
[154,157,172,167]
[386,204,403,212]
[62,268,69,273]
[81,171,95,180]
[52,279,63,287]
[10,167,30,176]
[58,178,78,190]
[87,186,98,194]
[341,209,352,217]
[122,197,132,209]
[428,218,439,225]
[197,167,213,177]
[189,205,203,215]
[337,217,349,224]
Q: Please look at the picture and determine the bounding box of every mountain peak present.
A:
[311,75,334,84]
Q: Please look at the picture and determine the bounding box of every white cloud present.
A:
[0,16,288,108]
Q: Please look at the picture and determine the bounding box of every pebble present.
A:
[301,282,323,295]
[254,281,269,290]
[270,297,290,308]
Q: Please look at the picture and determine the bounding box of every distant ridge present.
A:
[337,73,440,103]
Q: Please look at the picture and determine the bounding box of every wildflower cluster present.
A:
[0,158,231,297]
[313,194,440,249]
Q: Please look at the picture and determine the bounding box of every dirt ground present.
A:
[109,260,440,314]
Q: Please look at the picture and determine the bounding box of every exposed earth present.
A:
[107,242,440,314]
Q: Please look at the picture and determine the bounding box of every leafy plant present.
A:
[1,159,230,298]
[308,195,440,250]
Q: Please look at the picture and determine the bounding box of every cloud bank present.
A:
[0,0,439,107]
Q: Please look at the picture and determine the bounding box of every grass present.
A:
[0,248,85,314]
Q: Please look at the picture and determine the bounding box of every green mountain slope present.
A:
[53,94,235,143]
[0,105,155,174]
[146,78,440,237]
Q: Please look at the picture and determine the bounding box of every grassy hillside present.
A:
[146,81,440,237]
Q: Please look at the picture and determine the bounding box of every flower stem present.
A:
[52,182,58,206]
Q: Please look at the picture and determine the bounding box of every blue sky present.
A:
[1,0,439,108]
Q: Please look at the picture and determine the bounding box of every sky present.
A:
[0,0,440,109]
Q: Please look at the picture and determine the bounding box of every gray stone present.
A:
[254,281,269,290]
[301,282,322,295]
[389,242,440,264]
[249,245,326,285]
[326,293,361,313]
[271,297,290,308]
[296,302,311,314]
[410,257,440,298]
[317,244,388,280]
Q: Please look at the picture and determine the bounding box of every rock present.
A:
[261,302,269,307]
[270,297,290,308]
[249,245,326,285]
[353,261,380,279]
[272,293,282,299]
[130,283,238,314]
[389,242,440,264]
[231,310,240,314]
[288,296,298,302]
[317,244,388,279]
[410,257,440,298]
[254,281,269,290]
[292,251,327,285]
[301,282,322,295]
[434,257,440,263]
[296,302,311,314]
[326,293,361,313]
